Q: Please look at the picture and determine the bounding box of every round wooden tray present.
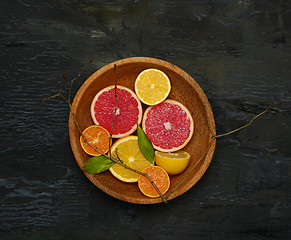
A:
[69,57,216,204]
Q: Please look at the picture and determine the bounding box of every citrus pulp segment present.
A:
[142,99,194,152]
[155,150,190,175]
[135,68,171,105]
[91,85,142,138]
[80,125,111,156]
[109,136,152,183]
[138,165,170,198]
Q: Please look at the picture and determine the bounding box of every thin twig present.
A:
[144,172,167,203]
[68,59,94,102]
[165,101,277,200]
[108,64,119,156]
[165,137,215,200]
[42,72,68,103]
[215,101,277,138]
[43,61,167,203]
[43,60,275,204]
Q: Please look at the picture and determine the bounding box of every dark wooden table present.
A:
[1,0,290,239]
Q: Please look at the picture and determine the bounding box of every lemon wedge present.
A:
[155,150,190,175]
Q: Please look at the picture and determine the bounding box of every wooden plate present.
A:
[68,57,216,204]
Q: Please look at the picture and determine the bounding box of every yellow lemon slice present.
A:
[155,150,190,175]
[135,68,171,105]
[109,136,152,183]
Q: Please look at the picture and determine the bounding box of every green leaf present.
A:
[137,123,155,164]
[82,155,115,174]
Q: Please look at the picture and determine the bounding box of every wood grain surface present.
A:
[1,0,290,239]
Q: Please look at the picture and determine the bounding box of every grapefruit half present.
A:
[91,85,142,138]
[142,99,194,152]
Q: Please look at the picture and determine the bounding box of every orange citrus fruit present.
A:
[142,99,194,152]
[80,125,111,156]
[135,68,171,105]
[138,165,170,198]
[91,85,142,138]
[109,136,152,183]
[155,150,190,175]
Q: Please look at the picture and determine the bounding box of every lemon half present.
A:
[135,68,171,105]
[109,136,152,182]
[155,150,190,175]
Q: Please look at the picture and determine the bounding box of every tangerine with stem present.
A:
[138,165,170,198]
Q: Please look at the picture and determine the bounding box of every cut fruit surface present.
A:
[109,136,152,183]
[142,99,194,152]
[135,68,171,105]
[138,165,170,198]
[80,125,111,156]
[155,150,190,175]
[91,85,142,138]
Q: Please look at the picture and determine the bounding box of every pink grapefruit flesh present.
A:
[142,99,194,152]
[91,85,142,138]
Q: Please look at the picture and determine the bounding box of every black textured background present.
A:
[1,0,290,239]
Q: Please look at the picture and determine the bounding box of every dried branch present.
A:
[165,101,277,200]
[43,59,275,204]
[43,61,167,203]
[68,59,94,103]
[42,72,68,103]
[215,102,277,138]
[108,64,119,157]
[165,137,216,200]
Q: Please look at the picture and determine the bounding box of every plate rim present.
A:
[68,57,216,204]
